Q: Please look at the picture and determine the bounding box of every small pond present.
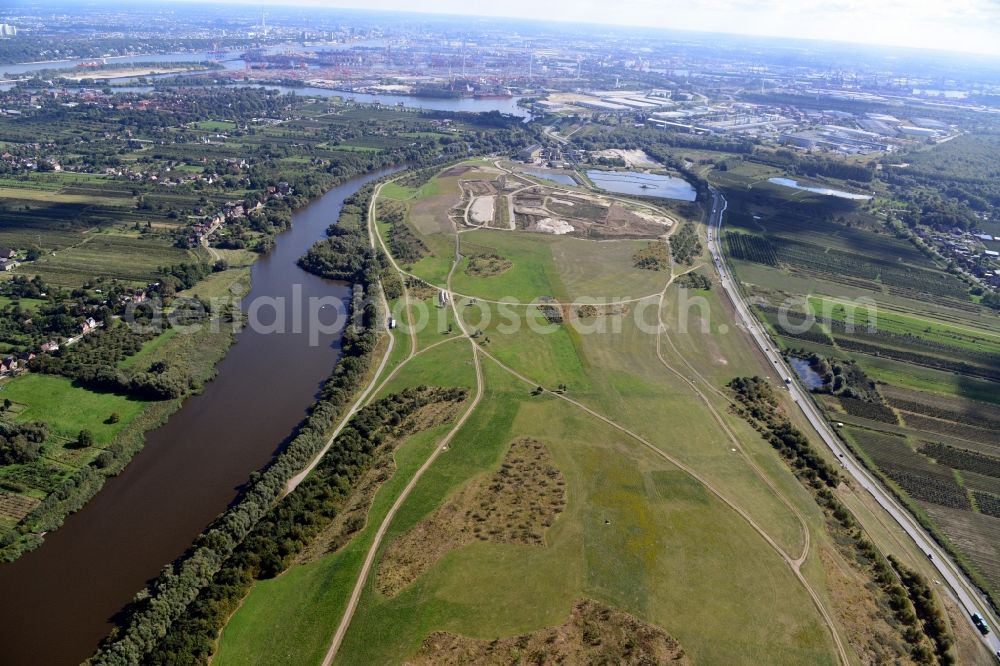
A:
[789,356,826,390]
[586,170,696,201]
[768,177,872,201]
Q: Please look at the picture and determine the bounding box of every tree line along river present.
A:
[0,168,395,665]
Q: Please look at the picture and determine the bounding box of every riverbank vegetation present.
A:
[92,268,385,664]
[137,386,467,665]
[0,87,536,562]
[91,155,486,663]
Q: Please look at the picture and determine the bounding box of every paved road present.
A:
[706,187,1000,658]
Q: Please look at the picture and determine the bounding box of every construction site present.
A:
[452,165,675,239]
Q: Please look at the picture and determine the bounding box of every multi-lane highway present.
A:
[705,187,1000,658]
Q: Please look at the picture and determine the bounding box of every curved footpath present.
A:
[320,180,486,665]
[320,170,850,665]
[706,186,1000,656]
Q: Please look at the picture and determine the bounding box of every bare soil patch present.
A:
[462,180,498,197]
[469,196,496,225]
[441,165,474,177]
[508,183,670,239]
[408,598,688,665]
[531,218,576,235]
[603,205,670,237]
[548,199,607,222]
[376,438,565,596]
[0,492,39,522]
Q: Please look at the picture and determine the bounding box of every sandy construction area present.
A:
[631,208,674,227]
[593,149,661,168]
[534,218,574,235]
[469,196,496,225]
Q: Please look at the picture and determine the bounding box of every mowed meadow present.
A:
[212,161,940,665]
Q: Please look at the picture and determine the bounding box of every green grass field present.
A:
[212,157,991,665]
[0,296,46,313]
[216,163,845,665]
[218,358,836,665]
[0,374,148,445]
[807,295,1000,355]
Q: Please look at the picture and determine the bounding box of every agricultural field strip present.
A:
[805,295,1000,347]
[351,167,851,665]
[710,187,1000,654]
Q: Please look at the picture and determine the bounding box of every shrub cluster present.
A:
[0,421,48,466]
[30,324,191,400]
[669,223,702,265]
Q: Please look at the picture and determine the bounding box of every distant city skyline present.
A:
[166,0,1000,57]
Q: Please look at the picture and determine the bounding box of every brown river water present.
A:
[0,168,394,665]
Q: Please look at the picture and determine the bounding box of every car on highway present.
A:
[972,612,991,636]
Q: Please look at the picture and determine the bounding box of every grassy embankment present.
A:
[214,160,929,665]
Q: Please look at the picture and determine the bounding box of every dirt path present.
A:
[470,343,849,666]
[653,258,810,564]
[447,218,846,663]
[321,347,483,666]
[370,181,419,358]
[201,237,221,262]
[283,183,400,495]
[320,167,848,666]
[639,242,851,658]
[321,195,485,666]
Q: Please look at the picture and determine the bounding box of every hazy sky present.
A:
[192,0,1000,56]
